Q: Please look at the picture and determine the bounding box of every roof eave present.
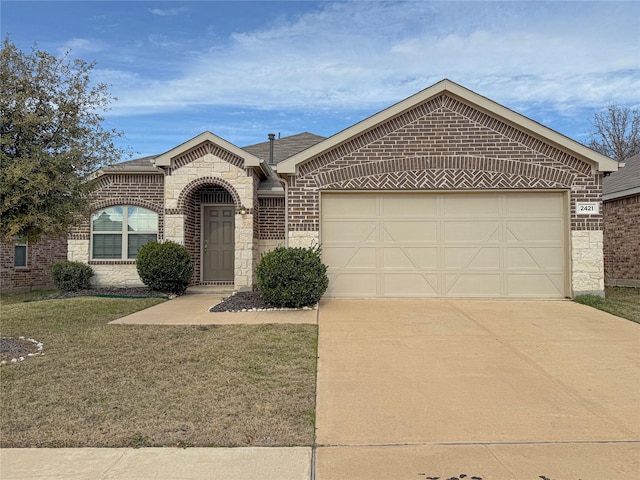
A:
[277,79,620,175]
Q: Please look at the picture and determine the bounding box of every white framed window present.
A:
[14,238,27,268]
[91,206,158,260]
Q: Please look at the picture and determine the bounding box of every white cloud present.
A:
[149,7,188,17]
[107,1,640,118]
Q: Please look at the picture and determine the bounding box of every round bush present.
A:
[51,261,94,292]
[256,246,329,308]
[136,241,194,295]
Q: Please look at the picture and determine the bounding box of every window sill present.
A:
[14,267,30,271]
[89,260,137,265]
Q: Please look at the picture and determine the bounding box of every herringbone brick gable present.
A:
[288,93,602,233]
[325,170,561,190]
[172,140,245,171]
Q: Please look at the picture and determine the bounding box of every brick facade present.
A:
[257,197,286,240]
[0,237,68,292]
[603,194,640,287]
[287,94,601,233]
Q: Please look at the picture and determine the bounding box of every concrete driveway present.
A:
[315,299,640,479]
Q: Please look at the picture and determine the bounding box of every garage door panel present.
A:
[323,247,376,269]
[443,193,501,216]
[506,274,565,296]
[382,194,438,216]
[444,247,500,269]
[507,247,564,270]
[444,221,501,243]
[322,221,377,242]
[383,247,438,269]
[506,220,564,243]
[321,192,567,298]
[326,273,377,296]
[444,274,502,296]
[506,192,564,215]
[383,221,438,242]
[383,273,438,296]
[322,194,377,217]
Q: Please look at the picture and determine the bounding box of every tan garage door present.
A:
[321,192,567,298]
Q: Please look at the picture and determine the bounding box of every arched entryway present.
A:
[182,185,237,285]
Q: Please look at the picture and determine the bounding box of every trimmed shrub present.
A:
[136,241,194,295]
[51,261,94,292]
[256,246,329,308]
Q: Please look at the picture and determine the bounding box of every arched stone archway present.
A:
[164,179,254,289]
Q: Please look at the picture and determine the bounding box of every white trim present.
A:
[277,79,619,175]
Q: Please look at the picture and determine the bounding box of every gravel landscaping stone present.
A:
[1,337,44,364]
[210,291,318,312]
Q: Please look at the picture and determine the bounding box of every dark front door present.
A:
[203,205,234,282]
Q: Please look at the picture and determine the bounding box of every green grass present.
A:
[574,286,640,323]
[1,294,318,448]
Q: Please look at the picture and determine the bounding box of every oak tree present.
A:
[0,37,124,242]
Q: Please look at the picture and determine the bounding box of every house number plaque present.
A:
[576,202,599,214]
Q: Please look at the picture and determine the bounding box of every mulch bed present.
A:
[209,292,274,312]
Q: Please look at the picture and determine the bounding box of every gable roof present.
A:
[277,79,620,175]
[153,131,264,170]
[242,132,326,164]
[603,153,640,200]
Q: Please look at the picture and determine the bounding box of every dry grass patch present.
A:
[574,286,640,323]
[1,296,317,447]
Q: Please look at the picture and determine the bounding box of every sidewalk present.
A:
[0,447,312,480]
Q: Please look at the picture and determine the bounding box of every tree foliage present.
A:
[588,105,640,162]
[0,37,124,242]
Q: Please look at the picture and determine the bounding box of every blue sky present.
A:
[2,1,639,160]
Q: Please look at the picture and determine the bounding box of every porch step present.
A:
[186,285,236,295]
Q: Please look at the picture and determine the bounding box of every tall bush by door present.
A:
[256,246,329,308]
[136,241,194,295]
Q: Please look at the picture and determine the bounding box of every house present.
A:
[603,153,640,287]
[2,79,620,297]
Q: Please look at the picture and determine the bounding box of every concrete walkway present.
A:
[2,297,639,479]
[315,299,640,479]
[110,292,318,325]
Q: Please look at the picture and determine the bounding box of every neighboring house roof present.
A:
[603,153,640,201]
[277,79,621,175]
[242,132,327,164]
[95,155,162,176]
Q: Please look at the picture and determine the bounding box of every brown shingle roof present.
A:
[242,132,326,164]
[603,153,640,199]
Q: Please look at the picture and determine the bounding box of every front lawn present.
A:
[0,294,318,447]
[574,286,640,323]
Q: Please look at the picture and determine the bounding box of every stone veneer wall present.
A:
[1,237,68,292]
[603,194,640,287]
[286,93,605,296]
[571,231,604,296]
[164,147,255,289]
[67,173,165,288]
